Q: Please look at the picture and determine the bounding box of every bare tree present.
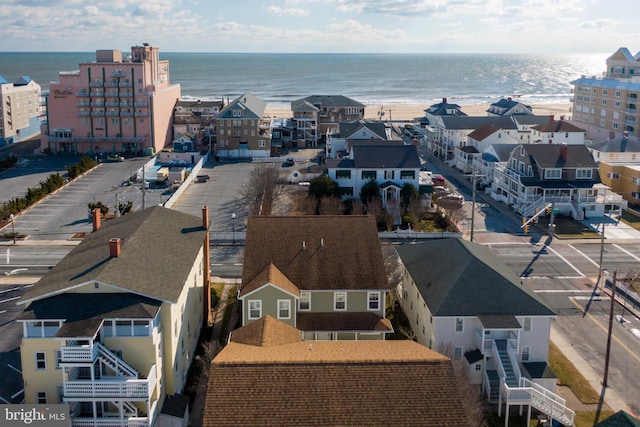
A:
[406,198,424,230]
[319,197,343,215]
[297,196,318,215]
[350,199,366,215]
[366,198,384,225]
[239,164,285,215]
[382,244,403,290]
[438,343,488,427]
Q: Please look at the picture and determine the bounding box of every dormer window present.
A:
[544,168,562,179]
[576,169,592,179]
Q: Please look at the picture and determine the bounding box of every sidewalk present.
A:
[550,327,634,415]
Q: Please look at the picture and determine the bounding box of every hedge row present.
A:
[1,156,96,221]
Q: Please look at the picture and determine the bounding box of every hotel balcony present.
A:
[120,92,133,98]
[91,102,105,107]
[77,102,90,107]
[89,81,104,88]
[106,82,119,88]
[63,364,156,400]
[106,111,120,117]
[119,82,132,88]
[134,111,148,117]
[90,91,105,97]
[105,101,119,107]
[106,91,119,97]
[48,135,146,144]
[77,90,90,97]
[627,95,638,102]
[120,102,133,107]
[77,111,91,117]
[120,112,134,117]
[134,101,148,107]
[91,111,105,117]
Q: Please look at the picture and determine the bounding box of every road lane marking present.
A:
[568,244,600,268]
[569,297,640,364]
[534,290,585,293]
[613,244,640,263]
[545,246,586,278]
[522,276,583,280]
[0,296,20,304]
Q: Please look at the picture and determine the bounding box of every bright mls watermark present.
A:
[2,405,70,426]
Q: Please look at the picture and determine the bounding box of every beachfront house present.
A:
[571,47,640,142]
[42,44,180,156]
[172,99,223,150]
[325,118,390,159]
[16,205,212,427]
[238,215,393,341]
[203,315,472,427]
[490,143,627,219]
[453,123,518,174]
[531,116,586,145]
[487,97,534,116]
[395,239,574,426]
[214,93,272,158]
[291,95,365,147]
[0,75,42,146]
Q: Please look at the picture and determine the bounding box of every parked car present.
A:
[107,155,125,162]
[282,157,295,167]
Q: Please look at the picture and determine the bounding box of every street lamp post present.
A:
[441,213,446,239]
[232,213,236,245]
[9,213,16,245]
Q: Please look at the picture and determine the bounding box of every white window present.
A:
[632,191,640,199]
[258,140,265,147]
[455,318,463,332]
[334,292,347,311]
[544,168,562,179]
[607,171,620,179]
[475,364,482,371]
[367,292,380,311]
[521,346,530,361]
[575,169,592,179]
[35,351,46,370]
[277,299,291,319]
[36,391,47,404]
[248,300,262,319]
[454,347,463,360]
[523,317,531,332]
[632,176,640,185]
[299,292,310,311]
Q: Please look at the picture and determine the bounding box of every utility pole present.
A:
[596,210,607,290]
[603,270,617,388]
[142,167,146,209]
[548,201,555,239]
[115,193,120,218]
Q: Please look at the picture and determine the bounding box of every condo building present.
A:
[0,75,42,146]
[571,47,640,141]
[42,44,180,156]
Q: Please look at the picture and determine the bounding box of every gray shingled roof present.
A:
[395,239,555,317]
[19,293,162,338]
[292,95,365,110]
[20,206,208,304]
[217,92,266,120]
[522,144,597,169]
[352,144,421,169]
[440,116,518,130]
[513,115,554,126]
[339,119,387,140]
[589,136,640,153]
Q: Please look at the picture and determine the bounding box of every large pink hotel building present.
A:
[41,44,180,155]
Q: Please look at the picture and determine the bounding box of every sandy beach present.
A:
[265,102,572,121]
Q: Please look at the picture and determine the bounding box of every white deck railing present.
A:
[71,417,150,427]
[64,365,156,399]
[61,343,99,362]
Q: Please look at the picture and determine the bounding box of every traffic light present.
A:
[524,224,529,233]
[545,204,552,215]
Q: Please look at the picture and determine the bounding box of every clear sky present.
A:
[1,0,639,53]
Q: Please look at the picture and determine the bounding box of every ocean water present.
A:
[0,51,607,107]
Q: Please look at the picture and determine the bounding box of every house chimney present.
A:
[320,238,324,247]
[302,241,306,250]
[109,238,121,257]
[442,97,447,104]
[559,142,568,161]
[202,205,209,230]
[92,208,101,231]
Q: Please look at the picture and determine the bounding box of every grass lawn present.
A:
[574,410,616,427]
[548,342,600,404]
[211,282,226,309]
[535,216,600,239]
[620,210,640,231]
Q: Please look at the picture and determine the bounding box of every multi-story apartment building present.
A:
[173,99,223,150]
[41,44,181,156]
[571,47,640,141]
[291,95,365,147]
[17,205,211,427]
[214,93,271,158]
[0,75,42,146]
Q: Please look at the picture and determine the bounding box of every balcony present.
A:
[63,365,156,399]
[120,112,134,117]
[77,111,91,117]
[106,111,120,117]
[77,90,90,97]
[71,416,150,427]
[76,102,90,107]
[106,82,119,88]
[134,101,148,107]
[61,343,99,362]
[119,82,132,88]
[91,111,105,117]
[120,102,133,107]
[89,82,104,88]
[135,111,148,117]
[91,102,105,107]
[106,91,119,97]
[120,92,133,98]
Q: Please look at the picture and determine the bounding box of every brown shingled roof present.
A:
[533,119,585,133]
[205,338,471,426]
[468,123,501,141]
[230,315,302,346]
[296,312,393,332]
[240,263,300,298]
[242,216,388,291]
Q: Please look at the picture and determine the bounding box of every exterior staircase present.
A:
[95,342,138,377]
[495,340,518,387]
[493,339,575,426]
